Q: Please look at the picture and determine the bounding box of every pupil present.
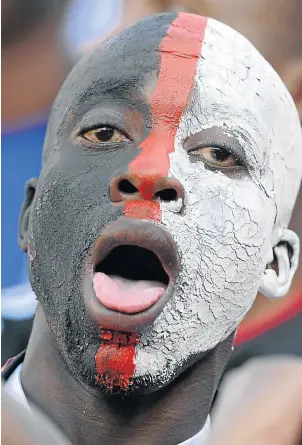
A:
[213,148,229,162]
[97,128,114,142]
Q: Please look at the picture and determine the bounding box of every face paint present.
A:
[95,329,139,391]
[26,13,302,394]
[125,15,207,221]
[134,18,302,386]
[94,15,208,389]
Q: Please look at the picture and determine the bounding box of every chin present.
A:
[135,346,210,393]
[93,339,208,396]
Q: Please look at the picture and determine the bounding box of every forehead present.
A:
[64,13,290,131]
[178,18,291,170]
[48,13,298,182]
[64,14,174,115]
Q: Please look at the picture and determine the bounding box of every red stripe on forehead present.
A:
[124,13,208,221]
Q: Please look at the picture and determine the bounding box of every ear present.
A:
[280,60,302,121]
[259,230,300,298]
[19,178,38,252]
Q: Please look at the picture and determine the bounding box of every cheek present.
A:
[168,145,273,256]
[162,150,273,312]
[29,166,119,283]
[33,159,114,229]
[162,183,267,270]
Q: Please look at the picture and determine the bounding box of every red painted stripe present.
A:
[234,292,302,346]
[125,13,208,221]
[95,330,139,391]
[124,199,161,222]
[96,13,208,390]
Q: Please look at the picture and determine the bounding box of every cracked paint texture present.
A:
[134,19,302,385]
[27,14,302,393]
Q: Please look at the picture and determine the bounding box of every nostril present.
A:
[118,179,138,194]
[154,188,177,202]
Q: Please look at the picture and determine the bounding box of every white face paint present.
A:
[134,19,302,385]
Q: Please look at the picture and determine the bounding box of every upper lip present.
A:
[83,217,180,332]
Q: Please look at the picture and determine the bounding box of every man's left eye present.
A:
[82,126,129,144]
[189,147,242,168]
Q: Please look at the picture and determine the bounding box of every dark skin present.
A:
[20,14,235,445]
[23,308,233,445]
[2,391,71,445]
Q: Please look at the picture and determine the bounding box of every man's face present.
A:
[28,14,295,393]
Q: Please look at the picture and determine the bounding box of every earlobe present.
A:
[259,230,300,298]
[19,178,38,252]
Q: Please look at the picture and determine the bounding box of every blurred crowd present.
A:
[1,0,302,441]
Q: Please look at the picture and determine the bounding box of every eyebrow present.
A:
[73,76,143,112]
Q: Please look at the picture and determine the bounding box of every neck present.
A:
[2,19,73,126]
[22,306,233,445]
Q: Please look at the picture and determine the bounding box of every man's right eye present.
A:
[82,126,129,144]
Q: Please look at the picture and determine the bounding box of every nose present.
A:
[110,173,185,204]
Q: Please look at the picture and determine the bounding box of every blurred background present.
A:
[1,0,302,371]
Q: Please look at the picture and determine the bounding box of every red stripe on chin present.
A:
[95,330,139,391]
[95,344,136,391]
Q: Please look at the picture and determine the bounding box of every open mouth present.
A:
[93,245,169,314]
[84,217,179,331]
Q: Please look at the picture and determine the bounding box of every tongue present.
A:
[93,273,166,314]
